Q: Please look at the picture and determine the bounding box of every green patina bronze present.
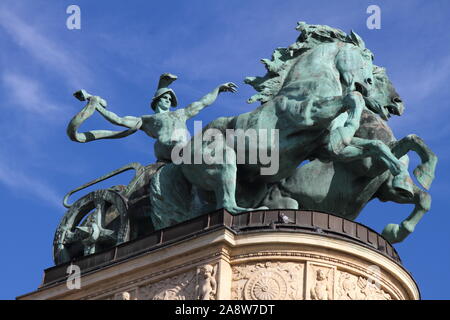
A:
[54,22,437,265]
[263,66,437,243]
[67,73,237,163]
[148,22,414,226]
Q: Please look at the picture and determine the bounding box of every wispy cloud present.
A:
[0,6,90,89]
[396,55,450,103]
[0,5,85,205]
[388,53,450,138]
[0,160,61,209]
[2,72,61,117]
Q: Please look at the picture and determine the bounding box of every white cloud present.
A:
[397,55,450,103]
[388,54,450,138]
[0,6,90,89]
[0,160,61,209]
[2,72,61,116]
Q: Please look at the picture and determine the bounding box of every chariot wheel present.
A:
[53,188,129,265]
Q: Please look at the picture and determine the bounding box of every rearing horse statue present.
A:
[149,22,414,229]
[262,66,437,243]
[57,22,434,265]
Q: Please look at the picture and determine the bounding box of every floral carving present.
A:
[137,264,219,300]
[232,261,304,300]
[138,270,197,300]
[336,271,392,300]
[245,270,288,300]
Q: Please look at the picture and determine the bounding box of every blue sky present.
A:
[0,0,449,300]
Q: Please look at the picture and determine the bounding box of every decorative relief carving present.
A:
[81,253,223,301]
[336,272,360,300]
[85,251,399,301]
[232,261,304,300]
[83,251,403,300]
[114,290,138,300]
[231,252,401,299]
[196,264,218,300]
[137,263,218,300]
[307,264,335,300]
[139,270,197,300]
[244,270,288,300]
[335,271,392,300]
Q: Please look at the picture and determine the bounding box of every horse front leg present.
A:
[323,92,365,155]
[390,134,437,190]
[333,137,414,198]
[376,180,431,243]
[293,91,364,153]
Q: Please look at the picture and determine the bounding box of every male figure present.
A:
[68,73,237,163]
[196,264,217,300]
[311,269,331,300]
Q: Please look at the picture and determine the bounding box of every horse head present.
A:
[364,66,404,120]
[245,24,376,105]
[335,31,375,98]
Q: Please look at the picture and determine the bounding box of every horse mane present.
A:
[373,65,387,81]
[245,22,370,104]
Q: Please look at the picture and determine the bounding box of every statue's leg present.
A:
[298,91,365,154]
[376,178,431,243]
[213,148,244,212]
[390,134,437,190]
[181,144,267,214]
[334,137,414,197]
[213,146,269,213]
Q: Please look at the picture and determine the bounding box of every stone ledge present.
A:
[17,210,418,300]
[41,209,402,288]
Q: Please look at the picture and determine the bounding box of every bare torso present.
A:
[141,109,190,162]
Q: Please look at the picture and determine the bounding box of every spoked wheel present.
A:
[53,189,129,265]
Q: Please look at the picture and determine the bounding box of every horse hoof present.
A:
[382,223,400,243]
[413,164,434,190]
[392,173,414,198]
[382,223,412,244]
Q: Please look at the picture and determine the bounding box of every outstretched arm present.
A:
[184,82,237,119]
[67,91,142,143]
[95,102,142,130]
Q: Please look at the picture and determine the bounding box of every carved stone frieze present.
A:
[196,264,218,300]
[114,290,138,300]
[335,271,391,300]
[232,261,304,300]
[231,260,394,300]
[306,263,335,300]
[23,229,418,300]
[137,263,218,300]
[138,270,197,300]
